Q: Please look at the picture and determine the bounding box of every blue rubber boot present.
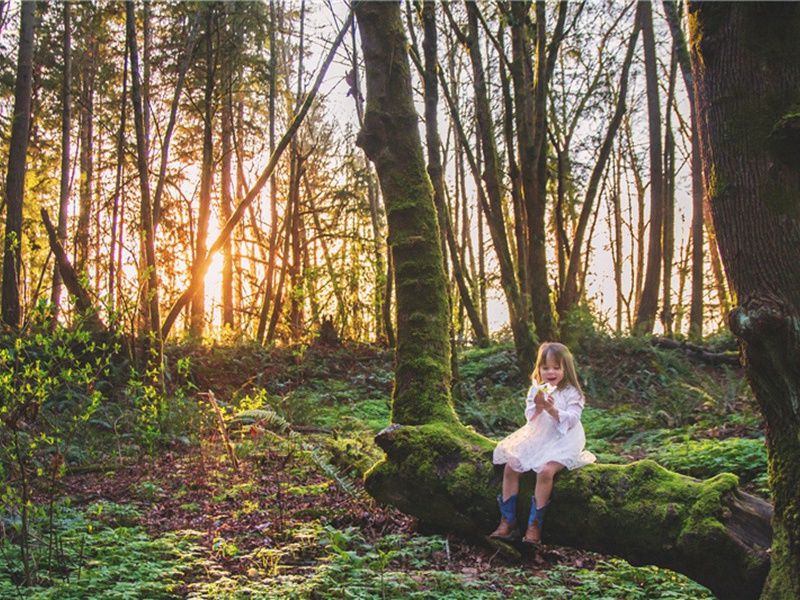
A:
[489,494,518,540]
[523,499,550,544]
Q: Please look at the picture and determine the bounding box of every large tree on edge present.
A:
[688,3,800,598]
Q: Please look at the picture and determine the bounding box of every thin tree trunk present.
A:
[661,44,678,336]
[287,0,306,341]
[126,0,163,382]
[221,44,235,329]
[51,1,72,325]
[610,152,625,333]
[76,24,96,278]
[152,7,203,228]
[190,6,217,337]
[662,0,704,339]
[1,0,35,328]
[256,0,279,343]
[108,39,128,313]
[517,0,564,344]
[416,2,488,347]
[633,1,664,335]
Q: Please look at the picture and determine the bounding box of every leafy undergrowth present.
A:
[1,336,762,598]
[3,440,712,599]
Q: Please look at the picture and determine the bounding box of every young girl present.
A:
[490,342,595,544]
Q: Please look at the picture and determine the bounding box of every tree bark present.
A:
[1,0,35,328]
[689,3,800,597]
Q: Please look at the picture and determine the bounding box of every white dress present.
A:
[493,384,596,473]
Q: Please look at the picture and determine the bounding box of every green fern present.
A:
[231,405,362,499]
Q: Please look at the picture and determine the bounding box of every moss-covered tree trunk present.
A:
[355,1,458,426]
[688,4,800,598]
[356,4,772,599]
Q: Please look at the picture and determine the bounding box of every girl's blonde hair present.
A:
[532,342,582,395]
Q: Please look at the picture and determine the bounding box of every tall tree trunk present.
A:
[514,0,563,344]
[1,0,35,328]
[633,1,664,335]
[51,0,71,325]
[662,0,704,339]
[191,6,217,338]
[126,0,163,382]
[220,47,235,329]
[287,0,306,342]
[256,0,279,344]
[109,38,128,313]
[610,153,625,333]
[356,1,457,426]
[660,45,678,336]
[76,24,96,279]
[689,4,800,597]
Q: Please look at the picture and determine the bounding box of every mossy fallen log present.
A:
[365,422,772,600]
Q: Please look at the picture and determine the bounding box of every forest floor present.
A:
[6,335,759,598]
[60,442,597,597]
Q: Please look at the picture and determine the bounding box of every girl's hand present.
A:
[534,391,554,408]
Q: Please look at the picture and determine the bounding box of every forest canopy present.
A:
[0,1,720,348]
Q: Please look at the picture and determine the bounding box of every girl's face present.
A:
[540,354,565,388]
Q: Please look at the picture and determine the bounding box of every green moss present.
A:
[706,165,730,203]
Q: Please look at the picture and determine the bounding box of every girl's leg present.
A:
[491,464,523,538]
[523,462,564,544]
[534,461,564,508]
[502,463,522,501]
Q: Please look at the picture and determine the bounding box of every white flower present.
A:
[532,382,556,395]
